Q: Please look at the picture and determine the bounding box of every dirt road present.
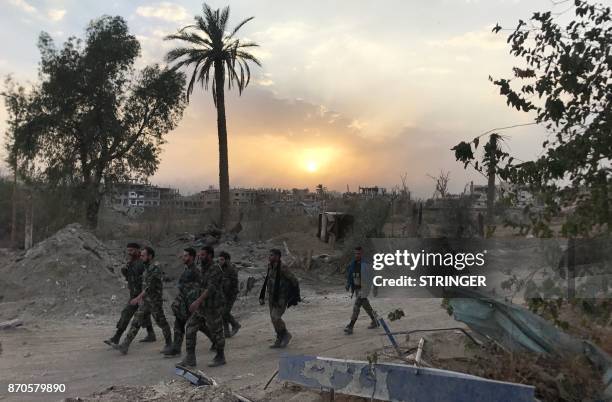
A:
[0,282,458,402]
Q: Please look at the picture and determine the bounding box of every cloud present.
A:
[8,0,36,14]
[256,76,274,87]
[136,2,189,22]
[427,26,506,50]
[47,9,66,22]
[405,66,453,75]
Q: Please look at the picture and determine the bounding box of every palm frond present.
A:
[236,51,262,67]
[219,6,230,33]
[228,16,254,38]
[165,2,261,104]
[194,15,214,40]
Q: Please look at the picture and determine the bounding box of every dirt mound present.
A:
[0,223,125,319]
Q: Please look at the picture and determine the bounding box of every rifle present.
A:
[259,268,269,303]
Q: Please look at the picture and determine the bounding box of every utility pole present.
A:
[10,165,17,246]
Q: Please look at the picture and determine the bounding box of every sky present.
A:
[0,0,585,197]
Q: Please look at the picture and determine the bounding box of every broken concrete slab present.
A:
[278,354,535,402]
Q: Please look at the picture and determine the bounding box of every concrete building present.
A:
[469,182,538,209]
[108,182,178,209]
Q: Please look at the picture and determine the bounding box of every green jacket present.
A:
[199,262,225,311]
[143,262,164,305]
[121,259,145,299]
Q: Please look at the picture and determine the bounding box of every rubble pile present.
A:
[0,223,124,318]
[86,381,239,402]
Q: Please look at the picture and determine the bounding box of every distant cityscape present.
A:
[104,180,540,214]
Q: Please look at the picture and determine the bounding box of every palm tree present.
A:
[165,3,261,226]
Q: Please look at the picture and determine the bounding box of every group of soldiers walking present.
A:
[104,242,305,368]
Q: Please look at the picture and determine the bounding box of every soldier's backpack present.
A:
[286,279,301,308]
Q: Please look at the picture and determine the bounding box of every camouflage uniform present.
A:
[110,259,153,343]
[168,262,201,353]
[221,262,240,335]
[119,261,172,351]
[265,263,298,339]
[185,262,225,351]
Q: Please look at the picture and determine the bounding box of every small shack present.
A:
[318,212,354,243]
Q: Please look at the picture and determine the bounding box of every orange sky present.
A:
[0,0,557,197]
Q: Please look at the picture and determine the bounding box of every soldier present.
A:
[163,247,201,357]
[344,246,379,335]
[104,242,155,346]
[259,249,299,348]
[194,246,214,348]
[181,247,226,367]
[112,246,173,354]
[219,251,241,338]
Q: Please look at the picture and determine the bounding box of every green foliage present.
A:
[454,0,612,237]
[452,1,612,329]
[452,134,511,176]
[165,3,261,103]
[3,16,187,227]
[500,1,610,237]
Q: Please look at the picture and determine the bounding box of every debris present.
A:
[446,288,612,399]
[0,223,124,317]
[0,319,23,330]
[175,365,217,386]
[414,338,425,366]
[385,327,481,347]
[278,354,535,402]
[387,308,405,321]
[175,365,254,401]
[264,369,279,390]
[379,317,402,357]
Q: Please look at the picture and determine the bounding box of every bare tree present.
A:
[400,172,410,198]
[427,170,450,199]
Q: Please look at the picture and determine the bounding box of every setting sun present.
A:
[306,160,318,173]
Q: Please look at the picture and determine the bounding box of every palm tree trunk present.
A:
[486,168,496,222]
[486,135,498,227]
[215,61,230,227]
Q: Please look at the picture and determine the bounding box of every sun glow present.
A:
[296,147,340,176]
[306,160,318,173]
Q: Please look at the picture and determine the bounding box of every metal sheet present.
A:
[278,354,534,402]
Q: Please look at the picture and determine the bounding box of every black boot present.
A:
[367,320,380,329]
[269,333,282,348]
[230,322,241,337]
[279,331,292,348]
[164,332,183,356]
[179,349,196,367]
[112,340,129,355]
[104,331,121,346]
[139,328,157,342]
[208,348,226,367]
[160,332,173,354]
[344,320,356,335]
